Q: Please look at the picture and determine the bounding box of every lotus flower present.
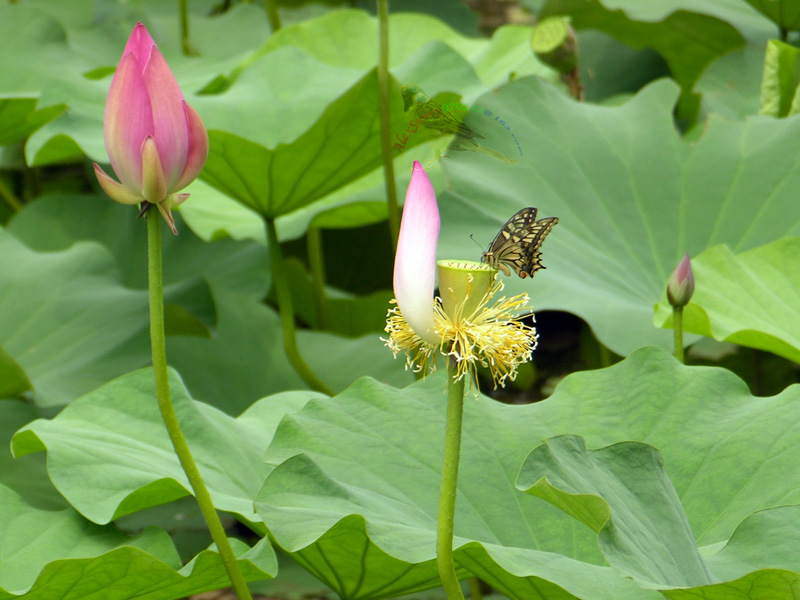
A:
[667,253,695,308]
[385,162,537,389]
[93,22,208,235]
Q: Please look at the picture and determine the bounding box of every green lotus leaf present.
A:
[0,484,275,600]
[252,347,800,598]
[12,367,321,524]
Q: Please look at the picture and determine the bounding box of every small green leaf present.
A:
[0,348,31,399]
[759,39,800,117]
[0,99,64,146]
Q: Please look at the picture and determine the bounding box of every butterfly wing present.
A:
[482,208,558,278]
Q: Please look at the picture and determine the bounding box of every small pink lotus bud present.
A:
[93,22,209,234]
[667,253,695,308]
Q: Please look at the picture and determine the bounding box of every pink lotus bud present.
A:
[93,22,208,234]
[667,253,695,308]
[393,162,442,345]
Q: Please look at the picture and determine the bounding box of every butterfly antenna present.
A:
[469,234,485,250]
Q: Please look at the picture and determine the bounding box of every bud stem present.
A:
[265,216,333,396]
[673,305,684,364]
[264,0,282,32]
[377,0,400,249]
[467,578,484,600]
[147,209,253,600]
[307,225,329,329]
[0,176,22,212]
[178,0,198,56]
[437,355,467,600]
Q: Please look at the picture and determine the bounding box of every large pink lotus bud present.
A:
[93,22,208,234]
[393,161,442,345]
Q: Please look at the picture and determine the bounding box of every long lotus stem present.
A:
[307,225,329,329]
[147,208,253,600]
[377,0,399,249]
[437,356,466,600]
[673,306,684,363]
[265,217,333,395]
[264,0,282,32]
[467,578,483,600]
[178,0,197,56]
[0,176,22,212]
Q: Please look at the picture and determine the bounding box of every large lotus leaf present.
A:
[26,9,533,169]
[7,194,270,299]
[200,67,406,218]
[0,400,63,509]
[0,484,275,600]
[177,179,267,245]
[273,140,445,242]
[180,88,441,242]
[11,367,321,524]
[520,437,800,598]
[23,0,267,63]
[167,288,413,414]
[258,9,479,69]
[437,77,800,356]
[518,436,712,588]
[0,228,150,407]
[0,5,92,96]
[696,46,763,120]
[25,74,108,166]
[252,346,800,599]
[575,30,672,103]
[660,505,800,599]
[534,0,746,96]
[742,0,800,31]
[0,99,63,146]
[255,376,651,600]
[283,257,393,337]
[655,238,800,363]
[539,347,800,545]
[166,289,304,414]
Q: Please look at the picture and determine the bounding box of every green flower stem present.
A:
[147,209,253,600]
[377,0,400,249]
[265,217,333,395]
[437,357,466,600]
[307,225,329,329]
[467,577,483,600]
[264,0,282,32]
[673,306,684,363]
[178,0,197,56]
[0,176,22,212]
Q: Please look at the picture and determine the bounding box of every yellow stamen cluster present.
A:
[384,277,537,390]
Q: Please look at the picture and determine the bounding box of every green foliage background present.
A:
[2,0,800,598]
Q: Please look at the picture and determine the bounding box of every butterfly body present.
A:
[481,207,558,278]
